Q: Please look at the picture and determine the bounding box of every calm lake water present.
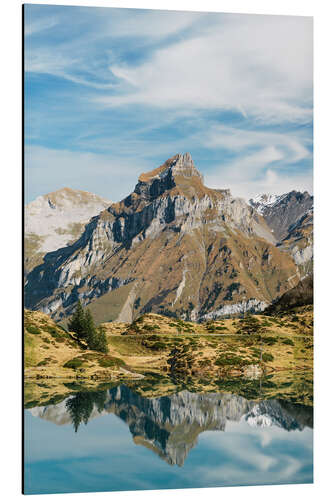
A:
[24,380,313,494]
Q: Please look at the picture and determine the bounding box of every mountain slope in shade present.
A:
[265,274,313,315]
[25,187,111,274]
[249,191,313,277]
[25,153,299,322]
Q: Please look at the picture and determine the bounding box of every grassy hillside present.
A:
[24,305,313,409]
[24,309,143,382]
[117,308,313,337]
[25,305,312,383]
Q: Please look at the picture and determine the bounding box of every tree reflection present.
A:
[66,390,107,432]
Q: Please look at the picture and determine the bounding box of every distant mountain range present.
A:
[24,153,313,323]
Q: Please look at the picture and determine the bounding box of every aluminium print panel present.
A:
[23,3,313,495]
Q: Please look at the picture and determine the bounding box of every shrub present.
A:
[26,325,41,335]
[150,341,167,350]
[63,358,84,369]
[282,338,295,346]
[262,336,278,345]
[215,355,248,367]
[98,356,125,368]
[144,324,160,331]
[146,335,159,341]
[262,353,274,362]
[37,358,51,366]
[54,336,66,343]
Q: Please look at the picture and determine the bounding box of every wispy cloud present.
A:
[98,14,313,125]
[24,7,199,88]
[24,16,59,36]
[206,163,313,201]
[201,124,311,164]
[24,5,313,203]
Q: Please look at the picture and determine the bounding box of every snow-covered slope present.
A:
[249,193,287,215]
[24,187,111,274]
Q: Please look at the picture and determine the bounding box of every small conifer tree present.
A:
[68,301,108,353]
[83,309,97,347]
[94,327,108,354]
[68,300,85,340]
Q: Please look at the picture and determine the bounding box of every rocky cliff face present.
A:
[30,385,312,467]
[249,191,313,278]
[24,187,111,275]
[25,153,299,322]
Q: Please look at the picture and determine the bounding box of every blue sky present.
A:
[24,4,313,203]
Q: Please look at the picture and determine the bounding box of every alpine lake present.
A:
[24,368,313,494]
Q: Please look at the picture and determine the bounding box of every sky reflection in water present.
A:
[24,384,313,494]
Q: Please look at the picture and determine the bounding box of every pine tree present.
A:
[94,327,108,354]
[83,309,97,348]
[68,301,108,353]
[68,300,85,340]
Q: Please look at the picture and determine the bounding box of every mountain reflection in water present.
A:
[29,385,313,467]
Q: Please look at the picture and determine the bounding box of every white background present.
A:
[0,1,332,499]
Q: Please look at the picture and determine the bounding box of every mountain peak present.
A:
[170,152,203,181]
[172,152,194,170]
[138,153,203,185]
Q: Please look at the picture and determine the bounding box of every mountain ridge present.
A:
[25,154,310,323]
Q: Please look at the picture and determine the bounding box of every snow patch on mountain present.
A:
[25,187,111,253]
[249,193,287,215]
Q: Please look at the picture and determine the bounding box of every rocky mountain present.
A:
[25,153,299,323]
[249,191,313,278]
[29,386,312,466]
[24,187,111,275]
[249,191,313,240]
[278,207,313,277]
